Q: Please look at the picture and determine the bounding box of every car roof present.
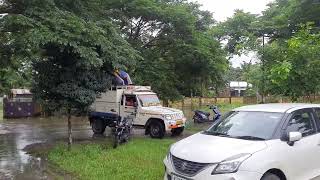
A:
[233,103,320,113]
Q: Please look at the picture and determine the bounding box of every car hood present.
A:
[141,106,182,115]
[170,133,267,164]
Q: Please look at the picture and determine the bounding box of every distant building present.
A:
[229,81,252,97]
[3,89,41,118]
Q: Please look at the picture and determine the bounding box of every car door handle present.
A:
[110,109,116,112]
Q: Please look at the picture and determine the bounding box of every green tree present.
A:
[266,26,320,101]
[212,10,259,55]
[101,0,228,100]
[261,0,320,40]
[0,0,139,149]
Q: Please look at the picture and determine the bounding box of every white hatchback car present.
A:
[164,103,320,180]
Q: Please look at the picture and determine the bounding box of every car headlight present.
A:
[166,151,171,160]
[212,153,251,174]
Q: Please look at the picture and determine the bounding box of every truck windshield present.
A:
[204,111,284,140]
[138,94,161,107]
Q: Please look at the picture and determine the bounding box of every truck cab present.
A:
[88,86,186,138]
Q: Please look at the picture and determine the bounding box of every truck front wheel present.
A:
[91,119,106,134]
[149,121,165,139]
[171,127,184,136]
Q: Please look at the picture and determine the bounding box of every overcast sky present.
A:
[190,0,274,67]
[191,0,274,22]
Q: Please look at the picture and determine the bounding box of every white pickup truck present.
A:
[88,86,186,138]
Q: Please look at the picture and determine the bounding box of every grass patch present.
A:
[48,138,175,180]
[185,121,210,133]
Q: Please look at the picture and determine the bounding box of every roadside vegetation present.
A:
[48,138,174,180]
[201,103,243,113]
[0,103,3,121]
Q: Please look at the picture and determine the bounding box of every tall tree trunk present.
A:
[67,108,72,151]
[163,99,169,107]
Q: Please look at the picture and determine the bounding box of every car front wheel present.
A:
[261,173,281,180]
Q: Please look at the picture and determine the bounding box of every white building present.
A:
[229,81,252,97]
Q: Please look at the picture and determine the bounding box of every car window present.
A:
[315,108,320,120]
[286,110,315,137]
[125,96,137,107]
[313,108,320,129]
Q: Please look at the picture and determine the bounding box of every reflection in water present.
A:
[0,117,92,180]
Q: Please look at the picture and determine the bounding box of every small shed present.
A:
[3,89,41,118]
[229,81,253,97]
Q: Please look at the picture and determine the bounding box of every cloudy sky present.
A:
[191,0,274,22]
[190,0,274,67]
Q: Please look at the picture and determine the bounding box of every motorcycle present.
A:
[112,116,133,148]
[193,105,221,123]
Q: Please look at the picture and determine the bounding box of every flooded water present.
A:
[0,117,93,180]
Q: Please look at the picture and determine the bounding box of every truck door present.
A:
[121,95,137,121]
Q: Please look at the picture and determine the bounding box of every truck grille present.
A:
[171,155,210,176]
[172,113,183,119]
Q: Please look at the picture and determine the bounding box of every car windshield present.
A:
[205,111,284,140]
[138,94,161,107]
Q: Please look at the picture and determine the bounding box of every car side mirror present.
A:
[284,132,302,146]
[289,132,302,142]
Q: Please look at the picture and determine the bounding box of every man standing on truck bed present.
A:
[113,69,133,85]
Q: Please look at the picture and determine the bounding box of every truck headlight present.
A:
[212,153,251,174]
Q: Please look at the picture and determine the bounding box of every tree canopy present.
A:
[1,0,320,105]
[218,0,320,101]
[0,0,141,148]
[0,0,228,102]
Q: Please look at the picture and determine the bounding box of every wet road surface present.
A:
[0,117,95,180]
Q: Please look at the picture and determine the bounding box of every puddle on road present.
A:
[0,117,93,180]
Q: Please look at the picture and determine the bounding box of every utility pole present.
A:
[261,34,265,104]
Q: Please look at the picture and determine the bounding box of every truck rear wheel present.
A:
[91,119,106,134]
[149,121,165,139]
[171,127,184,136]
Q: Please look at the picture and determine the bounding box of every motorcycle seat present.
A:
[195,110,210,116]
